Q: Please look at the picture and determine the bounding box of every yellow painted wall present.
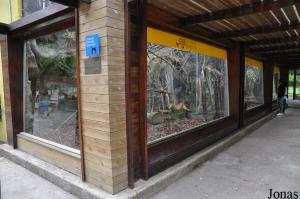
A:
[0,0,22,24]
[0,0,22,142]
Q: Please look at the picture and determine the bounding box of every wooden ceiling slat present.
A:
[252,43,300,51]
[216,21,300,38]
[245,35,300,45]
[182,0,300,26]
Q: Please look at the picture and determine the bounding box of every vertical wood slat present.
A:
[75,8,86,181]
[124,0,134,188]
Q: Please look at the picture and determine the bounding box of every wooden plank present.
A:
[244,35,300,46]
[251,43,300,52]
[182,0,300,25]
[75,7,86,182]
[146,4,232,48]
[258,48,300,54]
[216,21,300,39]
[9,3,71,32]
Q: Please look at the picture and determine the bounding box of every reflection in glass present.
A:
[23,0,55,16]
[24,27,79,149]
[273,72,280,100]
[147,44,230,143]
[244,65,264,110]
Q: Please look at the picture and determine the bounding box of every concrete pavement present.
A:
[151,101,300,199]
[0,157,77,199]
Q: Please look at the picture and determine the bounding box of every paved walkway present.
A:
[0,157,77,199]
[151,100,300,199]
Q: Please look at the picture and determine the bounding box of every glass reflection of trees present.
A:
[244,65,264,110]
[147,44,229,143]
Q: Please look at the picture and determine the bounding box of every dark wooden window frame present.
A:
[4,6,86,180]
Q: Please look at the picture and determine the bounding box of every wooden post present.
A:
[263,61,274,112]
[293,67,297,100]
[227,41,245,128]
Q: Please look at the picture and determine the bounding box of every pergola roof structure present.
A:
[148,0,300,68]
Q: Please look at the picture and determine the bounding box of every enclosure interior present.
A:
[23,27,79,149]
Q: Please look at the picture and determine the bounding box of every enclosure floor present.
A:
[32,110,79,149]
[0,157,78,199]
[151,100,300,199]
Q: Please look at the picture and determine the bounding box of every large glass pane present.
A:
[273,72,280,100]
[24,27,79,149]
[147,44,230,143]
[23,0,56,16]
[244,64,264,110]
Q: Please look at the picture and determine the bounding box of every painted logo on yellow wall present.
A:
[147,27,227,60]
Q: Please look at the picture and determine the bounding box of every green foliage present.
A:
[38,53,76,78]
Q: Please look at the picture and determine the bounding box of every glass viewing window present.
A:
[23,27,79,149]
[244,58,264,110]
[146,28,230,143]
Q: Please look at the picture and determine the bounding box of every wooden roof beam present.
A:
[251,43,300,52]
[244,35,300,46]
[258,48,300,54]
[267,53,300,58]
[182,0,300,26]
[216,21,300,39]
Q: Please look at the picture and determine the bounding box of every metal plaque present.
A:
[84,57,102,75]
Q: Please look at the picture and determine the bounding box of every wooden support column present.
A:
[263,61,274,112]
[6,36,24,148]
[227,41,245,128]
[79,0,128,194]
[293,67,297,100]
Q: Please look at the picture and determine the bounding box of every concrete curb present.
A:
[0,144,117,199]
[0,111,277,199]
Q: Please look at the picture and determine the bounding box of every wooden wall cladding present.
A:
[243,105,270,126]
[148,117,237,176]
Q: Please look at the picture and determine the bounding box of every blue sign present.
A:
[85,34,100,57]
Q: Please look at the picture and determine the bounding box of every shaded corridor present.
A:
[151,100,300,199]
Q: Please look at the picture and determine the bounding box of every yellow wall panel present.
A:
[274,66,280,73]
[245,57,263,68]
[0,0,22,24]
[147,27,227,60]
